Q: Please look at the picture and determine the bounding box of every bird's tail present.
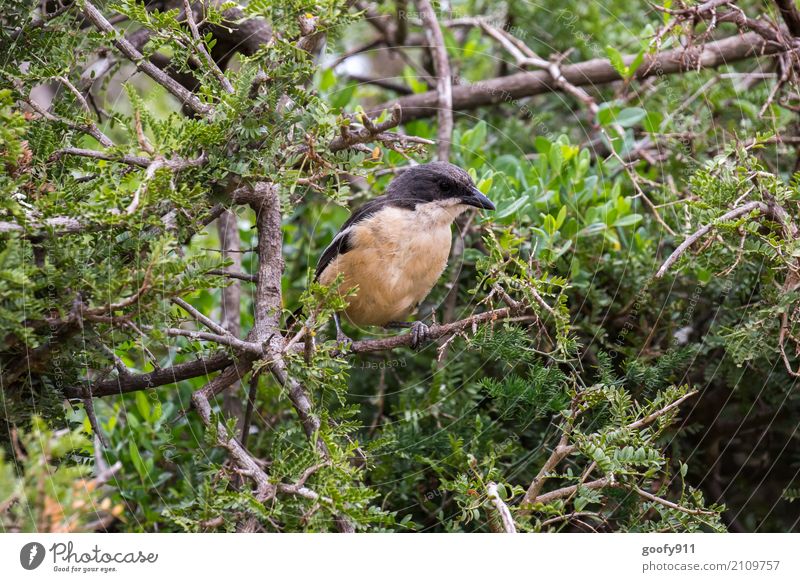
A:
[284,305,305,332]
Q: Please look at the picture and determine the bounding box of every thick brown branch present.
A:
[370,32,784,122]
[63,352,233,398]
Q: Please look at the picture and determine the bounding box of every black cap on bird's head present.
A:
[385,162,496,211]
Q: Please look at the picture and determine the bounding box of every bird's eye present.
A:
[438,180,452,193]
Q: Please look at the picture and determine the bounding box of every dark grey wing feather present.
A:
[315,228,353,280]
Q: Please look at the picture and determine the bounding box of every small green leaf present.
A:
[605,45,627,78]
[614,213,643,227]
[129,441,147,480]
[555,205,567,229]
[495,196,529,219]
[615,107,646,128]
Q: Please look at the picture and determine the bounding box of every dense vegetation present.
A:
[1,0,799,532]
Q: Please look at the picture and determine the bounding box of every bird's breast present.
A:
[319,206,454,327]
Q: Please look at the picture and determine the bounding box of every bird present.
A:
[313,161,495,349]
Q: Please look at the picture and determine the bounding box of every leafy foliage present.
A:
[2,0,799,533]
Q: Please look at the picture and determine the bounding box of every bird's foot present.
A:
[410,321,431,350]
[335,329,353,353]
[386,320,432,350]
[332,313,352,354]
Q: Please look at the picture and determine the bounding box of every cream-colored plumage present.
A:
[319,201,468,327]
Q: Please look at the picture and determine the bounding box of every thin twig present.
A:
[633,485,717,516]
[416,0,453,160]
[655,201,768,277]
[172,297,231,337]
[82,1,212,116]
[182,0,235,93]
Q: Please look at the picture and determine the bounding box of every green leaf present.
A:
[555,205,567,229]
[495,196,529,219]
[615,107,646,128]
[460,120,488,154]
[129,441,147,481]
[135,391,151,423]
[613,213,643,227]
[628,48,646,79]
[605,45,627,78]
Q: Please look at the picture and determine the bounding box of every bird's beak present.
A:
[461,186,496,211]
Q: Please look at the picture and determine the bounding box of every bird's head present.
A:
[385,162,495,223]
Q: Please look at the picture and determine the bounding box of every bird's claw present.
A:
[410,321,431,350]
[335,330,353,353]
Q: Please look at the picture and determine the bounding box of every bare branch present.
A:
[19,80,114,147]
[122,159,164,216]
[533,477,613,505]
[655,201,768,278]
[633,485,717,516]
[52,148,152,168]
[523,438,573,505]
[472,18,549,68]
[774,0,800,37]
[486,482,517,533]
[192,388,274,501]
[163,326,263,354]
[173,297,231,337]
[0,216,84,235]
[63,352,234,398]
[370,32,784,122]
[218,210,245,422]
[416,0,453,160]
[627,390,699,430]
[207,269,257,283]
[348,307,517,353]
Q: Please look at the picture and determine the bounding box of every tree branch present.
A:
[182,0,235,94]
[633,485,717,516]
[533,477,612,505]
[370,32,784,122]
[774,0,800,37]
[82,1,213,116]
[416,0,453,160]
[63,352,234,398]
[655,201,768,278]
[522,390,699,506]
[348,307,516,353]
[172,297,231,337]
[486,482,517,533]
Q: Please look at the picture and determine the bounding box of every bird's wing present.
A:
[315,196,398,280]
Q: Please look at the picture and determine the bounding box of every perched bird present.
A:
[314,161,495,348]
